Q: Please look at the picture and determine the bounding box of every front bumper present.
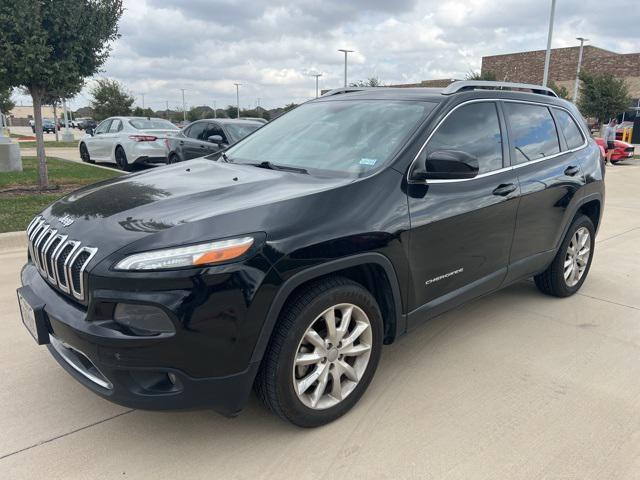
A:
[20,262,267,416]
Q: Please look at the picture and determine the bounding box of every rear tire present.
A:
[167,153,180,165]
[534,214,595,297]
[115,146,130,171]
[255,277,383,427]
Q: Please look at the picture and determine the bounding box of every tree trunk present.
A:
[53,102,59,142]
[31,89,49,189]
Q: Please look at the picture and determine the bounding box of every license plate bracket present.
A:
[17,286,50,345]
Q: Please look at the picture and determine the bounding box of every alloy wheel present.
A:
[292,303,372,410]
[564,226,591,287]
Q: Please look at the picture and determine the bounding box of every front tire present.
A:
[255,277,383,427]
[167,153,180,164]
[534,214,595,297]
[79,143,93,163]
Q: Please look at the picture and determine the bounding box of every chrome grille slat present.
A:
[25,216,97,303]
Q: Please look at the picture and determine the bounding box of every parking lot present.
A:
[1,160,639,479]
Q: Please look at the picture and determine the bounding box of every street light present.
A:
[542,0,556,87]
[310,73,323,98]
[180,89,186,122]
[573,37,589,103]
[338,49,354,87]
[234,83,242,119]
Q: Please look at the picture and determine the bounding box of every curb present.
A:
[0,231,27,252]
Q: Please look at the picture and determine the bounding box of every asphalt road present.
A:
[1,160,640,479]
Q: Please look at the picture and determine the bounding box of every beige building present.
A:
[7,105,57,126]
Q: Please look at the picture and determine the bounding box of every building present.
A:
[481,45,640,100]
[8,105,56,126]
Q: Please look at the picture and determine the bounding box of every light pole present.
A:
[310,73,322,98]
[140,92,145,109]
[180,89,186,122]
[61,98,73,141]
[338,49,354,87]
[234,83,241,119]
[542,0,556,87]
[573,37,588,103]
[213,100,217,118]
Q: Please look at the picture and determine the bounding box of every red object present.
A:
[594,137,635,162]
[128,135,157,142]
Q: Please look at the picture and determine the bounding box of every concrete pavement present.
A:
[1,160,640,479]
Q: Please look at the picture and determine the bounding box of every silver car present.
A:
[79,117,179,170]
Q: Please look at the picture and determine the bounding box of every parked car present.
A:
[594,137,635,162]
[78,117,179,170]
[76,118,97,130]
[18,81,604,427]
[239,117,268,124]
[165,118,262,164]
[41,118,56,133]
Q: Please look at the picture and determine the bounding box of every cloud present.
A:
[13,0,640,110]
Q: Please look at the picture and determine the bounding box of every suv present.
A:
[17,81,604,427]
[165,118,262,164]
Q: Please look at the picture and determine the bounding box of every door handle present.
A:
[492,183,517,196]
[200,145,206,148]
[179,141,184,146]
[564,165,580,176]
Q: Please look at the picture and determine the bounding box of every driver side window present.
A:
[424,102,503,174]
[203,123,228,143]
[185,122,206,140]
[94,119,112,134]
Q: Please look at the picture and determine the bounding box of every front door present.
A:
[407,101,519,321]
[87,119,112,160]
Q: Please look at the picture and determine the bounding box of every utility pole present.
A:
[310,73,323,98]
[140,92,145,109]
[181,89,186,122]
[338,49,354,87]
[61,98,73,141]
[573,37,588,103]
[542,0,556,87]
[234,83,241,119]
[165,100,169,119]
[213,100,217,118]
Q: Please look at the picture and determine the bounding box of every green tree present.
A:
[0,87,15,115]
[225,105,239,118]
[350,77,383,87]
[132,106,154,117]
[90,78,134,121]
[0,0,124,188]
[465,70,497,81]
[283,103,298,113]
[547,80,571,101]
[578,71,631,126]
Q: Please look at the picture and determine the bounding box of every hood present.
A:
[41,159,349,257]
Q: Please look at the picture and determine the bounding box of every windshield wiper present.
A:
[249,161,308,174]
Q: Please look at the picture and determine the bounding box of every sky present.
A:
[13,0,640,111]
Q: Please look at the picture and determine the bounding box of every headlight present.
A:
[114,236,254,271]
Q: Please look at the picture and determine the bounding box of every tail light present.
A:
[129,135,158,142]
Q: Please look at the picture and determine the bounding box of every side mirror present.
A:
[208,135,223,145]
[410,150,479,182]
[86,127,94,136]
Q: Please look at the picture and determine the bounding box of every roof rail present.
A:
[442,80,558,98]
[321,87,370,97]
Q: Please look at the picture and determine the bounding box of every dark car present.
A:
[165,118,262,164]
[77,118,97,131]
[17,81,604,427]
[40,118,56,133]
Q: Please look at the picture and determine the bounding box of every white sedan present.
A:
[78,117,179,170]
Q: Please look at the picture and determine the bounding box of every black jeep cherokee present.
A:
[17,81,604,427]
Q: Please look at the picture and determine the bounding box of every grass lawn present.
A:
[18,141,79,148]
[0,157,122,233]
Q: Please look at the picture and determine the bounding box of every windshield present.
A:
[225,100,436,175]
[225,122,261,141]
[129,119,178,130]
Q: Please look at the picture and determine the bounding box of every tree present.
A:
[132,106,154,117]
[225,105,239,118]
[578,71,631,126]
[0,87,15,115]
[0,0,123,188]
[350,77,383,87]
[283,103,298,113]
[547,80,570,101]
[465,70,497,81]
[90,78,134,120]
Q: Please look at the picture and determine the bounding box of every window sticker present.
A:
[359,158,377,166]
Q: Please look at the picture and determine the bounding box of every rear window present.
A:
[129,119,178,130]
[504,103,560,164]
[553,108,585,150]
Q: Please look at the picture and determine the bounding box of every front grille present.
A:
[26,216,97,302]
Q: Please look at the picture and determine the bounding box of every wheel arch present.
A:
[249,253,405,365]
[556,192,603,250]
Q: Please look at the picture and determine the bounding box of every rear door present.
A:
[104,119,123,161]
[407,101,520,319]
[503,101,587,278]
